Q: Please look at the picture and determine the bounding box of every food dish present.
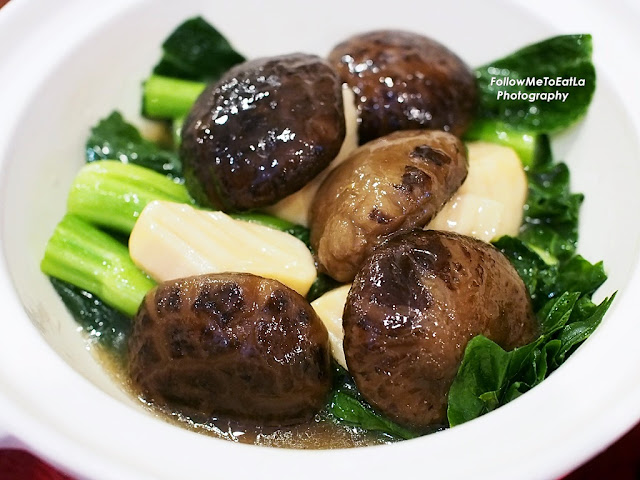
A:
[38,15,604,443]
[1,0,640,478]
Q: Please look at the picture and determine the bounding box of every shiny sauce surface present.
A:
[94,345,390,449]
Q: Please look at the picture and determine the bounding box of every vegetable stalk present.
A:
[41,215,155,316]
[143,75,206,119]
[67,160,192,234]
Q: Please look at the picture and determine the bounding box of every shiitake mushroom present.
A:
[180,53,346,211]
[310,130,468,282]
[155,32,528,435]
[343,230,538,430]
[329,30,477,144]
[128,273,332,426]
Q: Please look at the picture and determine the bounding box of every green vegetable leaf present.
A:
[474,34,596,132]
[495,235,608,311]
[329,365,417,440]
[447,335,512,426]
[306,274,342,302]
[521,161,583,261]
[570,295,598,321]
[455,121,612,428]
[527,163,572,208]
[492,236,549,301]
[448,293,615,427]
[538,292,580,335]
[553,293,615,366]
[86,111,182,178]
[153,16,245,82]
[330,391,417,440]
[545,256,607,301]
[531,133,553,169]
[521,154,581,259]
[50,277,131,357]
[519,224,577,264]
[525,163,583,220]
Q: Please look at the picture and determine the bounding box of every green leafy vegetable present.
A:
[448,292,615,426]
[550,256,607,301]
[67,160,193,235]
[172,117,185,148]
[447,335,518,426]
[143,16,245,120]
[143,75,206,120]
[152,16,245,82]
[474,34,596,132]
[50,278,131,356]
[41,215,156,317]
[450,109,614,427]
[330,392,417,440]
[307,274,342,302]
[329,365,417,440]
[520,159,584,261]
[49,23,610,441]
[475,129,583,264]
[86,111,182,177]
[493,236,607,311]
[553,294,614,366]
[491,236,550,305]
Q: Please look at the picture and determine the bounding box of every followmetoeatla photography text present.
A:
[491,76,587,103]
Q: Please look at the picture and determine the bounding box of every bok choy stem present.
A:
[67,160,192,234]
[41,215,155,317]
[143,74,206,119]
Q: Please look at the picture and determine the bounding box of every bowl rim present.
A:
[1,0,640,479]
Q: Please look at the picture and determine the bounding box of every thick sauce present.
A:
[94,344,389,449]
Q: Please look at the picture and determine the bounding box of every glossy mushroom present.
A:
[128,273,332,426]
[329,30,477,144]
[181,53,346,211]
[343,230,538,430]
[310,129,468,282]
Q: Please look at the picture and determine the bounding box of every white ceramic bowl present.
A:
[1,0,639,478]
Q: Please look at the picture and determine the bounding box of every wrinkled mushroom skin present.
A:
[329,30,477,144]
[128,273,332,426]
[310,130,468,282]
[343,231,538,430]
[181,54,346,211]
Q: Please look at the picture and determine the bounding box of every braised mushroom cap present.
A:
[343,230,538,430]
[128,273,332,426]
[329,30,477,144]
[310,130,468,282]
[181,53,346,211]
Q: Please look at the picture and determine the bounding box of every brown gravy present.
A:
[94,344,391,449]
